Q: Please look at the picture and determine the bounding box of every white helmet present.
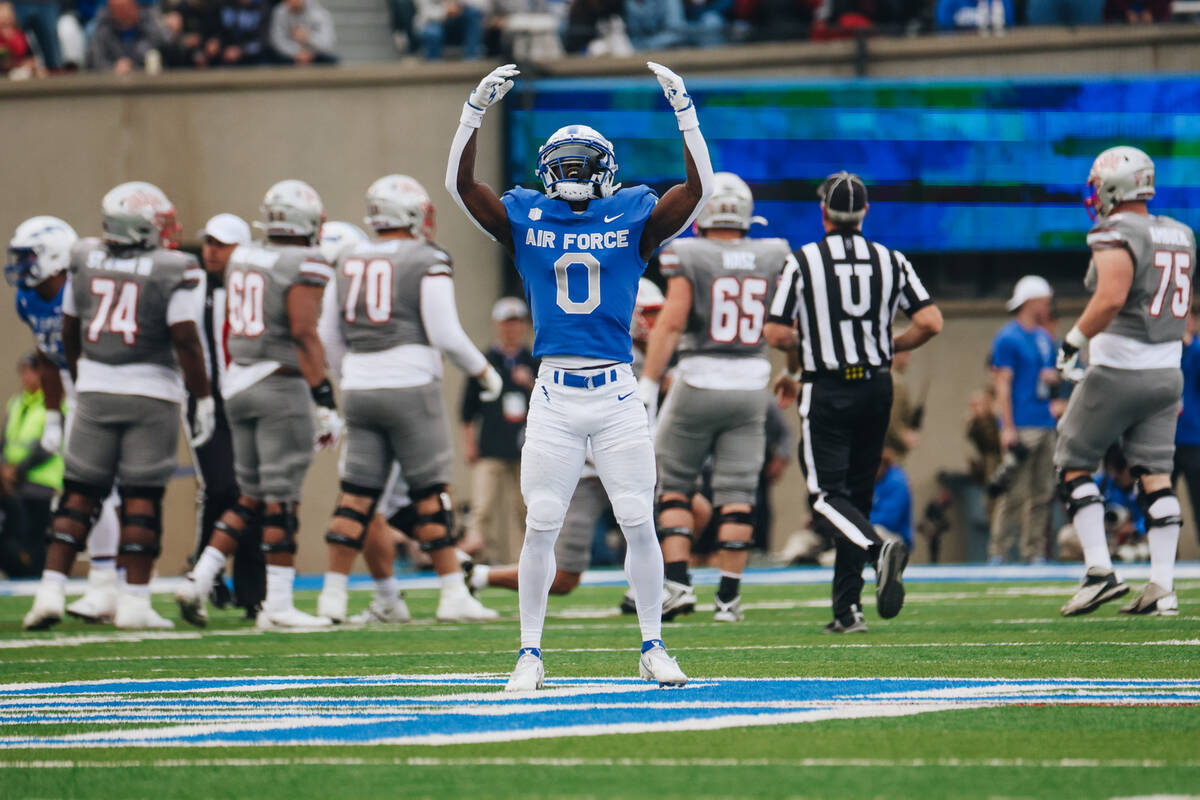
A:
[259,179,325,241]
[7,216,78,288]
[319,221,369,263]
[101,181,181,249]
[364,174,435,239]
[632,277,664,342]
[536,125,620,202]
[696,172,765,232]
[1086,146,1155,220]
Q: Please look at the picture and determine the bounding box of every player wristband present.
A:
[1064,326,1088,353]
[311,378,337,410]
[784,368,802,382]
[674,104,699,132]
[460,102,484,129]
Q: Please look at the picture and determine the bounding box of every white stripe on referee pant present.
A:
[812,494,874,551]
[797,383,820,495]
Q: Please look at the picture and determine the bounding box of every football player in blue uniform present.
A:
[8,216,122,628]
[447,61,714,690]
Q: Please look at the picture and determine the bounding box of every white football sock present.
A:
[517,527,559,650]
[375,576,400,605]
[323,571,348,594]
[123,582,151,599]
[1146,495,1181,592]
[439,571,468,596]
[42,570,67,589]
[470,564,490,591]
[621,518,664,644]
[1069,487,1112,571]
[90,558,117,573]
[190,546,227,588]
[88,493,121,561]
[265,565,295,612]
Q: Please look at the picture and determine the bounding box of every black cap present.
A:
[818,171,868,219]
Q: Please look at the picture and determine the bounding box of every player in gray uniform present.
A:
[23,182,215,631]
[636,172,793,622]
[1056,146,1195,617]
[176,179,341,631]
[316,174,501,624]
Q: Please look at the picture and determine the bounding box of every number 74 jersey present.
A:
[660,236,792,360]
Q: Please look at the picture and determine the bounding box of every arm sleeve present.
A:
[317,283,347,382]
[420,275,488,377]
[167,269,207,326]
[665,126,715,243]
[61,275,76,316]
[767,252,803,323]
[445,122,501,242]
[894,250,933,314]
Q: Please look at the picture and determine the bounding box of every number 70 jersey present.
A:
[659,236,792,360]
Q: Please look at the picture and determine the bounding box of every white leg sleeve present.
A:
[1145,494,1181,592]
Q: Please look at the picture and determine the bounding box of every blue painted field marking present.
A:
[0,677,1197,749]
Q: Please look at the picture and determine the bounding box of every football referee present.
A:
[765,172,943,633]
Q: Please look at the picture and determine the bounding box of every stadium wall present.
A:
[2,27,1197,574]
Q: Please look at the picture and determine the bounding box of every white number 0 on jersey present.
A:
[554,253,601,315]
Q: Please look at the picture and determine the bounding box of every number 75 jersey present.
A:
[660,236,792,360]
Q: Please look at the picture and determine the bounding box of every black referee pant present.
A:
[187,397,266,613]
[797,370,892,621]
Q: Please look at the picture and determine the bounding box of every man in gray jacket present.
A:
[86,0,173,74]
[269,0,338,64]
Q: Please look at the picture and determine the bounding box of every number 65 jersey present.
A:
[660,236,791,390]
[65,238,204,403]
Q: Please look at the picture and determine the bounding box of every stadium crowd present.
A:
[0,0,1195,77]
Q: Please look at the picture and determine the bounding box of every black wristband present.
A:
[311,378,336,410]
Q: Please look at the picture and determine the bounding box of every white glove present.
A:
[314,406,343,451]
[189,397,216,448]
[637,375,659,417]
[478,365,504,403]
[1056,326,1088,383]
[40,410,63,453]
[462,63,519,128]
[647,61,697,130]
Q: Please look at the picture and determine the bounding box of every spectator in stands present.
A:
[416,0,484,59]
[87,0,173,73]
[1026,0,1102,24]
[208,0,271,66]
[460,298,537,563]
[624,0,687,49]
[988,275,1059,564]
[682,0,728,46]
[485,0,565,60]
[936,0,1013,30]
[563,0,622,53]
[1174,313,1200,545]
[270,0,337,63]
[728,0,813,41]
[871,453,912,548]
[11,0,60,69]
[0,1,40,77]
[1103,0,1169,21]
[162,0,215,68]
[388,0,416,52]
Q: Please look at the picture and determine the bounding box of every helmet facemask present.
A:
[537,134,618,202]
[5,248,38,288]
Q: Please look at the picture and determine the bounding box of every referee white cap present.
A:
[198,213,251,246]
[818,171,868,224]
[1006,275,1053,312]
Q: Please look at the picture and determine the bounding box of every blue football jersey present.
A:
[502,185,658,363]
[15,285,67,371]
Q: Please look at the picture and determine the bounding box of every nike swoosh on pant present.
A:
[617,392,633,401]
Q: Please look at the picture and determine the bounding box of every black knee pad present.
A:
[261,503,299,554]
[715,506,755,528]
[214,501,260,542]
[1138,487,1183,530]
[117,486,165,558]
[656,526,693,542]
[1058,474,1103,520]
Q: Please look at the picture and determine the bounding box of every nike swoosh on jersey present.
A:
[604,214,625,223]
[617,392,633,401]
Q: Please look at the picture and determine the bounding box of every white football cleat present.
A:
[23,579,65,631]
[1061,566,1129,616]
[349,598,412,624]
[66,568,118,624]
[174,576,209,628]
[114,593,175,630]
[639,640,687,687]
[504,648,544,692]
[256,606,334,630]
[317,587,349,624]
[437,590,499,622]
[662,580,696,621]
[713,594,743,622]
[1119,582,1178,616]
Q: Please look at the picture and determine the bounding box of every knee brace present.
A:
[117,486,165,558]
[387,504,416,537]
[324,482,380,550]
[1138,487,1182,530]
[656,495,692,517]
[413,485,457,552]
[261,503,299,554]
[716,506,755,550]
[50,479,107,550]
[657,526,693,542]
[1058,474,1103,521]
[213,501,259,542]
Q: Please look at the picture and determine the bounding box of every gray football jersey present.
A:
[225,242,331,370]
[69,238,202,369]
[1085,212,1196,344]
[660,236,792,358]
[334,238,452,353]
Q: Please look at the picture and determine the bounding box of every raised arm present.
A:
[640,62,714,262]
[446,64,519,254]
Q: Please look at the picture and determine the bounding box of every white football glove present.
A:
[314,406,343,451]
[478,364,504,403]
[637,375,659,418]
[1056,326,1088,383]
[40,410,63,453]
[462,64,519,128]
[189,396,216,448]
[647,62,691,112]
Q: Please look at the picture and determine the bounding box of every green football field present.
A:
[0,575,1197,800]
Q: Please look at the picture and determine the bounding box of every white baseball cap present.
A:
[492,297,529,322]
[1006,275,1053,312]
[199,213,251,246]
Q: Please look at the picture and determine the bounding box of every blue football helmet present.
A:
[536,125,620,202]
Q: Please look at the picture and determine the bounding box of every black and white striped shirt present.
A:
[767,231,933,372]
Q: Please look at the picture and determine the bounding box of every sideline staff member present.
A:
[765,171,943,633]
